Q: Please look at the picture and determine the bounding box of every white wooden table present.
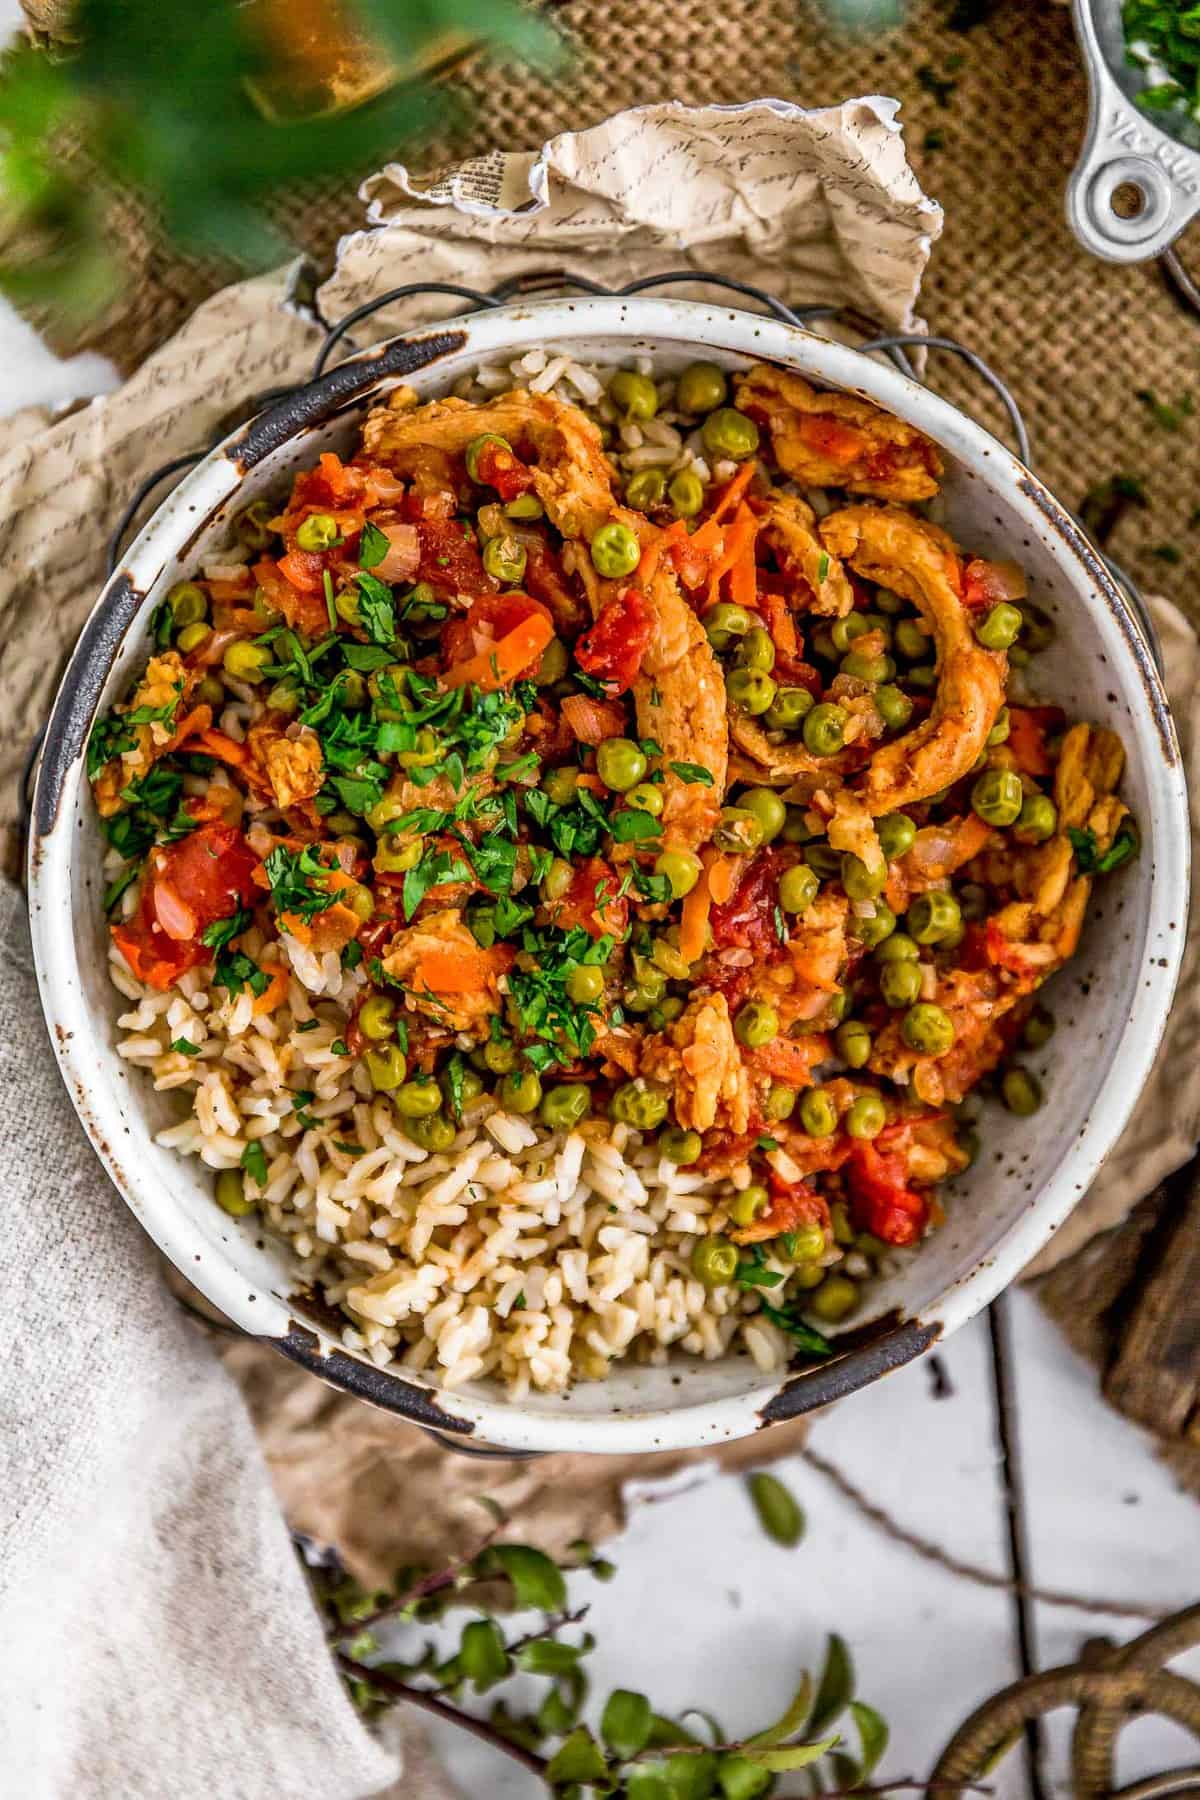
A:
[2,20,1195,1778]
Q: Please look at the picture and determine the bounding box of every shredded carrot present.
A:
[678,864,713,965]
[442,612,554,692]
[728,538,758,612]
[757,590,798,661]
[708,461,757,524]
[706,850,737,906]
[167,704,214,751]
[190,727,248,766]
[415,944,513,995]
[252,965,289,1016]
[704,503,759,610]
[635,519,688,586]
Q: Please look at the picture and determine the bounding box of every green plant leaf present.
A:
[746,1471,805,1547]
[516,1638,587,1675]
[482,1544,567,1612]
[746,1672,811,1748]
[544,1725,609,1786]
[600,1688,653,1758]
[849,1700,889,1778]
[715,1753,772,1799]
[808,1634,855,1736]
[739,1736,839,1772]
[457,1617,509,1692]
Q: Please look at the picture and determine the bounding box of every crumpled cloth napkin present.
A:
[0,882,402,1799]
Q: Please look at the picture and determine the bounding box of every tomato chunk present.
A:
[709,850,786,957]
[440,591,551,668]
[845,1139,929,1247]
[575,588,653,693]
[111,823,260,992]
[474,438,534,502]
[549,857,628,940]
[414,515,494,597]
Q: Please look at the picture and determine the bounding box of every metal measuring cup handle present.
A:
[1067,0,1200,263]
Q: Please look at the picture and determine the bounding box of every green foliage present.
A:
[312,1506,889,1797]
[0,0,561,314]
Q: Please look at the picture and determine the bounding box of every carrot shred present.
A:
[167,704,213,751]
[252,965,289,1016]
[704,503,759,610]
[708,461,756,524]
[442,613,554,692]
[189,728,248,765]
[706,850,737,906]
[415,945,513,995]
[678,864,713,965]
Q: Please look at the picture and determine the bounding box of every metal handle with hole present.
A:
[1067,0,1200,262]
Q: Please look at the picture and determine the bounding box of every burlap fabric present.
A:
[18,0,1200,623]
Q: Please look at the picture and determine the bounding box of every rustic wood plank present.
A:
[1105,1157,1200,1439]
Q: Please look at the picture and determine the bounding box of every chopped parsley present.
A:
[757,1299,834,1358]
[442,1052,469,1121]
[358,520,390,570]
[633,869,672,905]
[263,845,341,922]
[816,552,831,583]
[323,570,337,632]
[507,924,614,1066]
[354,572,396,647]
[87,684,183,780]
[213,950,269,997]
[103,864,140,914]
[610,808,662,844]
[1067,822,1139,875]
[736,1262,785,1290]
[756,1135,780,1152]
[241,1141,269,1187]
[669,761,714,787]
[296,1018,320,1032]
[170,1036,200,1055]
[200,907,251,951]
[402,848,473,921]
[330,1038,349,1056]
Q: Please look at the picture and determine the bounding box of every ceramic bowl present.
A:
[28,297,1189,1453]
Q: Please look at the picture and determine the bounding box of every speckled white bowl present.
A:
[28,299,1189,1454]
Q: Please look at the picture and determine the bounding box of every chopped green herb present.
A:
[816,551,831,582]
[402,848,474,921]
[757,1135,780,1151]
[610,808,662,844]
[323,569,337,632]
[1068,822,1139,875]
[296,1019,320,1032]
[263,845,341,922]
[735,1261,785,1289]
[758,1300,835,1358]
[87,684,183,780]
[354,572,396,647]
[669,761,714,786]
[213,950,270,997]
[102,863,140,914]
[358,520,390,570]
[200,907,251,951]
[342,940,364,969]
[330,1038,349,1056]
[241,1141,269,1186]
[170,1036,200,1055]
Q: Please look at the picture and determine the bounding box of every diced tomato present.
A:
[276,548,327,594]
[520,534,578,624]
[961,557,1027,614]
[252,558,329,637]
[440,590,552,668]
[733,1174,831,1245]
[473,438,534,502]
[709,850,786,956]
[111,824,260,992]
[414,515,494,597]
[575,588,654,693]
[549,857,628,940]
[1006,705,1064,779]
[982,918,1042,979]
[845,1138,929,1247]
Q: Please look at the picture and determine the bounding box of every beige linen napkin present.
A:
[0,99,939,1797]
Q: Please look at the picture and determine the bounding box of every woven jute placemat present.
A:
[18,0,1200,621]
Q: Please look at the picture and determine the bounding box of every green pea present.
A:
[836,1020,872,1069]
[972,768,1024,827]
[366,1044,408,1091]
[727,1184,768,1226]
[810,627,839,662]
[842,853,886,901]
[655,850,702,899]
[763,1083,797,1121]
[811,1275,859,1322]
[610,1079,670,1131]
[296,511,339,552]
[441,1065,484,1112]
[987,706,1011,747]
[1022,1005,1055,1049]
[877,931,920,964]
[651,937,691,980]
[660,1127,703,1165]
[563,963,604,1005]
[168,580,208,627]
[534,636,568,685]
[590,521,642,579]
[713,807,764,855]
[251,584,281,626]
[975,602,1023,651]
[874,587,905,615]
[851,901,896,949]
[875,684,914,731]
[658,996,685,1025]
[906,663,938,691]
[735,1000,778,1048]
[764,686,815,731]
[902,1003,956,1055]
[609,369,659,420]
[499,1069,543,1115]
[907,890,962,945]
[802,702,847,756]
[668,469,706,518]
[1001,1066,1043,1115]
[704,602,752,651]
[878,812,916,860]
[596,737,648,792]
[1014,794,1058,844]
[540,764,580,807]
[539,1083,591,1131]
[541,857,574,902]
[395,1074,448,1115]
[893,618,928,661]
[368,664,410,720]
[841,651,894,685]
[626,782,664,817]
[846,1093,886,1139]
[802,843,842,880]
[504,493,543,522]
[726,667,777,716]
[334,585,362,627]
[779,864,819,914]
[787,1222,828,1266]
[396,727,440,772]
[624,468,668,511]
[222,640,270,683]
[738,788,787,843]
[483,1039,519,1075]
[736,627,776,674]
[831,613,871,653]
[800,1088,838,1138]
[701,408,760,462]
[196,676,224,708]
[482,534,528,585]
[407,1112,456,1152]
[235,499,274,551]
[465,433,513,483]
[880,960,924,1007]
[676,361,728,413]
[176,621,210,655]
[215,1168,255,1216]
[359,995,396,1041]
[826,993,848,1027]
[781,806,815,844]
[691,1234,739,1288]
